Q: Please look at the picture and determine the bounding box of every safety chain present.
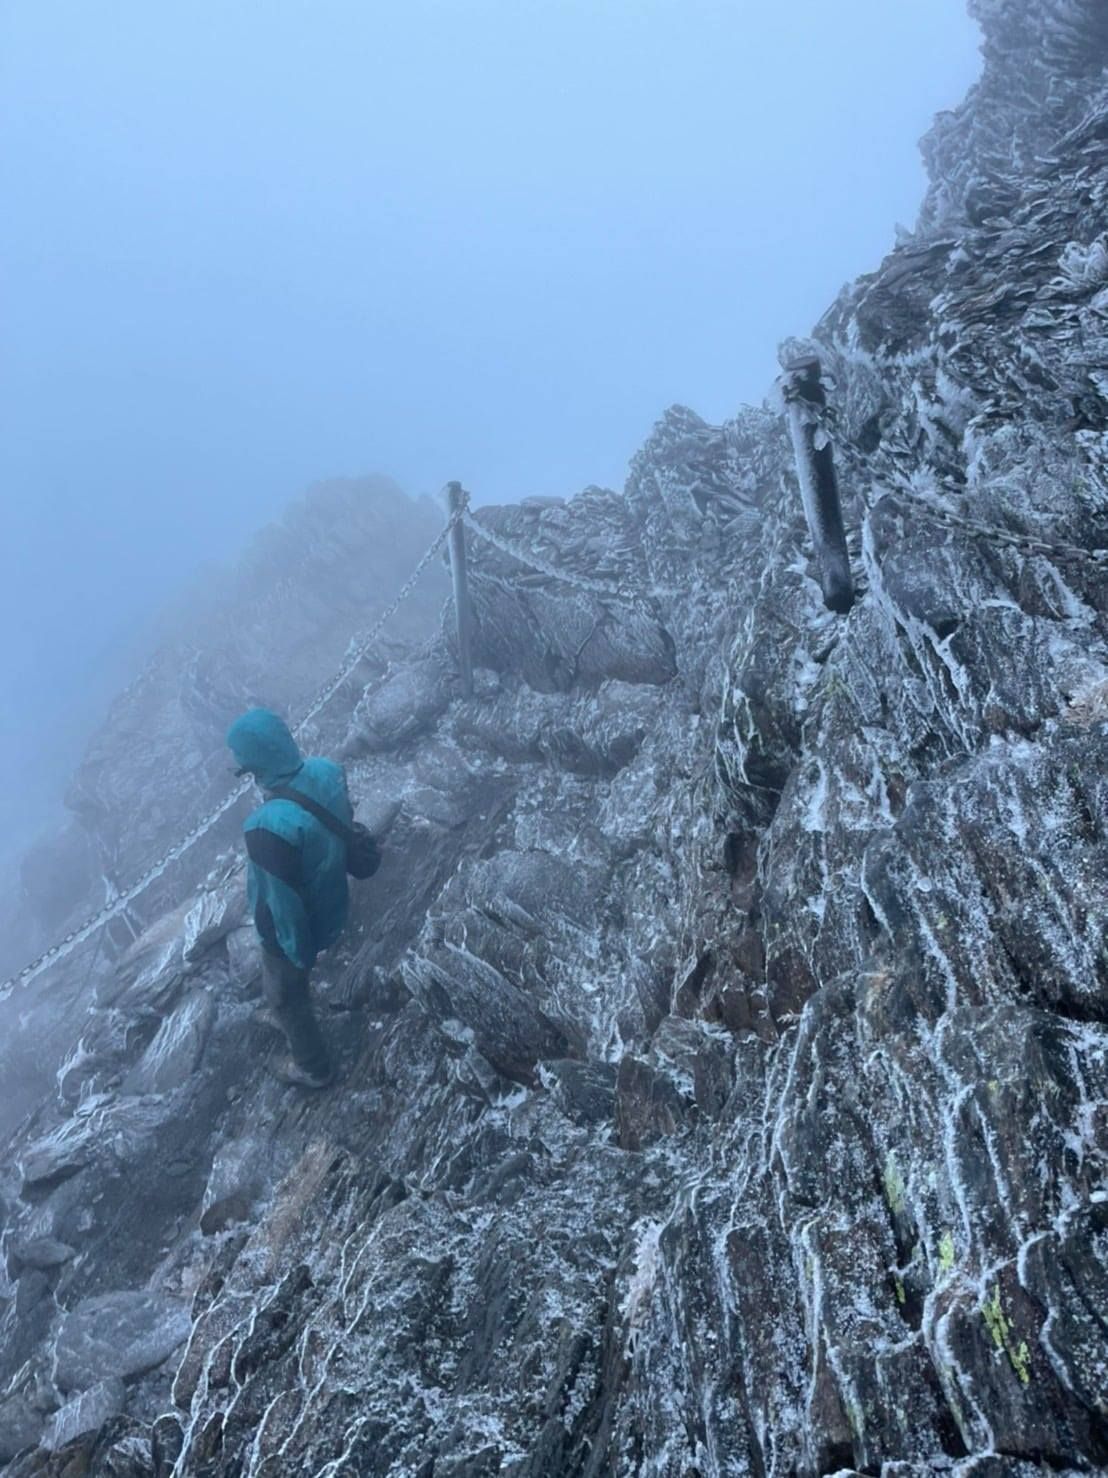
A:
[0,782,254,1002]
[0,511,465,1001]
[781,359,1108,571]
[867,486,1108,568]
[463,509,676,601]
[295,508,462,735]
[18,475,1092,1002]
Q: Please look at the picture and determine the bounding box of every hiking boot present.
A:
[252,1005,285,1035]
[272,1055,335,1090]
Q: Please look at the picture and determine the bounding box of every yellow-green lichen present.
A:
[983,1285,1007,1350]
[982,1285,1032,1386]
[894,1277,907,1306]
[883,1153,907,1215]
[938,1230,956,1273]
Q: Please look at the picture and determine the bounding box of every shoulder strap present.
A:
[268,786,353,845]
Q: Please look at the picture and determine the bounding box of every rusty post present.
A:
[781,354,855,615]
[445,481,474,696]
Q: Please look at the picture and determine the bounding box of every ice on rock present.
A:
[53,1291,191,1393]
[43,1378,126,1450]
[3,2,1108,1470]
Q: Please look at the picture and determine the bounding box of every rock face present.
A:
[43,1380,126,1451]
[53,1294,191,1394]
[2,2,1108,1473]
[64,476,444,914]
[0,477,445,1141]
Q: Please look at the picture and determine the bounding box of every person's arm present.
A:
[245,826,315,969]
[334,762,355,827]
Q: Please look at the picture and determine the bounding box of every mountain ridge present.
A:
[2,1,1107,1471]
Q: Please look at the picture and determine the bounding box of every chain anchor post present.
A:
[445,482,474,697]
[781,354,855,615]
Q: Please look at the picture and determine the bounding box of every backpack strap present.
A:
[268,786,354,845]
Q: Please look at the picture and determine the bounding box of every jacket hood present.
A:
[227,708,304,789]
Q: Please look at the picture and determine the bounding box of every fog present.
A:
[1,0,981,864]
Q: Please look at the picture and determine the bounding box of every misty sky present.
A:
[1,0,981,860]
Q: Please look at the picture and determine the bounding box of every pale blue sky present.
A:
[1,0,981,855]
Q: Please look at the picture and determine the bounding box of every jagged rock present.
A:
[43,1380,126,1451]
[615,1054,691,1150]
[20,1096,175,1198]
[0,1392,43,1463]
[541,1058,618,1127]
[15,1271,52,1318]
[402,945,570,1084]
[181,884,243,962]
[95,906,189,1012]
[454,674,660,773]
[197,1139,265,1237]
[358,795,403,839]
[84,1422,153,1478]
[121,990,215,1096]
[223,924,260,985]
[651,1015,734,1118]
[53,1291,190,1393]
[2,5,1108,1472]
[464,505,677,693]
[150,1416,183,1478]
[20,1124,96,1192]
[2,1447,54,1476]
[348,655,453,753]
[10,1238,76,1272]
[197,1193,252,1238]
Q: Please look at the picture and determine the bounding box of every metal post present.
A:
[445,481,474,697]
[781,354,855,615]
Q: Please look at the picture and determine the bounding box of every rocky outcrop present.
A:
[2,1,1107,1472]
[0,478,445,1141]
[2,477,443,975]
[73,476,445,919]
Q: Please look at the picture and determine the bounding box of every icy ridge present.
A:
[2,0,1108,1473]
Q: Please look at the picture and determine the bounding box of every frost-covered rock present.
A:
[0,479,446,1138]
[3,2,1108,1471]
[52,1291,190,1393]
[9,1238,76,1272]
[182,883,244,961]
[0,1392,42,1463]
[95,903,189,1012]
[121,989,215,1096]
[347,653,453,753]
[43,1379,126,1450]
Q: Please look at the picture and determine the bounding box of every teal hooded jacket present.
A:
[226,708,352,970]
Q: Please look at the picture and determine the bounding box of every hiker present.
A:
[226,707,378,1088]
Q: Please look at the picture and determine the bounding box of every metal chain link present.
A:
[866,486,1108,567]
[294,509,462,735]
[462,509,676,601]
[18,469,1092,1002]
[789,371,1108,569]
[0,781,254,1002]
[0,511,464,1001]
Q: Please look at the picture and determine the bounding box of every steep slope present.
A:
[9,476,443,962]
[0,479,444,1138]
[2,1,1107,1473]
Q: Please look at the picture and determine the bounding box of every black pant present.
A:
[261,950,332,1079]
